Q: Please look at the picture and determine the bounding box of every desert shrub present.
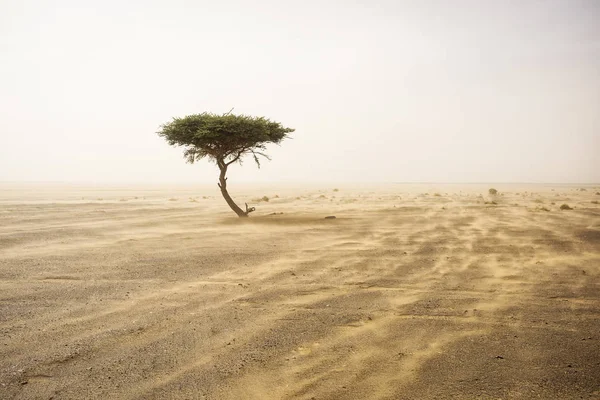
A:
[333,188,339,192]
[560,204,572,210]
[168,198,178,201]
[251,196,269,202]
[318,195,327,199]
[489,188,498,195]
[533,199,543,203]
[434,193,441,197]
[592,200,599,205]
[484,201,497,205]
[539,206,550,212]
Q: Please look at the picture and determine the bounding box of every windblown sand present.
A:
[1,183,599,399]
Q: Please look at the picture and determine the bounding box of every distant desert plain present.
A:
[1,183,599,400]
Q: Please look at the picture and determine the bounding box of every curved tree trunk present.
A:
[217,163,252,217]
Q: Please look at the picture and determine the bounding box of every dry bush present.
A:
[560,204,573,210]
[489,188,498,195]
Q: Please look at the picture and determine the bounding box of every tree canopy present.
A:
[157,112,294,168]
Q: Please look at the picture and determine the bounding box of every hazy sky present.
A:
[1,0,599,183]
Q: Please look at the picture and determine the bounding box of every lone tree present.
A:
[157,111,294,217]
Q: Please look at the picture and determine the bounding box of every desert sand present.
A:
[1,183,599,399]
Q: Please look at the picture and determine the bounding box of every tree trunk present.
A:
[217,164,250,217]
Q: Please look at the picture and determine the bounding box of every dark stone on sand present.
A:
[324,216,336,219]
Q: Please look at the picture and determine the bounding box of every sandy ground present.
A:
[1,183,599,400]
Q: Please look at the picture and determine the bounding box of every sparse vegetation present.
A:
[333,188,339,192]
[533,199,543,203]
[157,111,294,217]
[539,206,550,212]
[592,200,599,205]
[434,193,441,197]
[489,188,498,195]
[560,204,573,210]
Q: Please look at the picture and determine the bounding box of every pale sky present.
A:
[1,0,599,184]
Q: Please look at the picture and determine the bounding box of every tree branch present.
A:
[225,147,249,166]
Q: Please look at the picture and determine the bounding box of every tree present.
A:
[157,111,294,217]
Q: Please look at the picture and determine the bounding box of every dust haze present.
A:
[1,0,599,183]
[1,1,600,400]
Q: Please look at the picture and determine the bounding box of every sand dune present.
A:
[1,183,599,399]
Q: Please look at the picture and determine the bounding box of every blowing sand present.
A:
[1,183,599,399]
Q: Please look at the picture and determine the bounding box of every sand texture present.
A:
[1,183,599,399]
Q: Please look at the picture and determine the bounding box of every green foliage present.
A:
[157,112,294,168]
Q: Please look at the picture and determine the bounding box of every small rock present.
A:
[325,216,336,219]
